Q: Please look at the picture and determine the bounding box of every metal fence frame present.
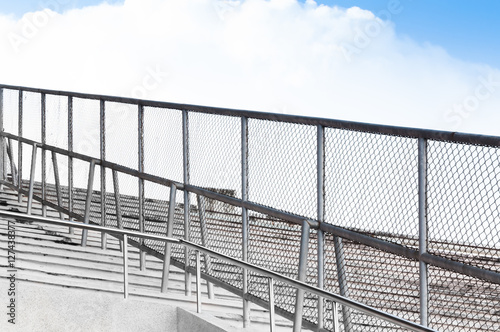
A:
[1,84,499,331]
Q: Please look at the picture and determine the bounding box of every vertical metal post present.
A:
[334,237,352,331]
[112,170,123,251]
[123,234,129,299]
[27,143,37,215]
[268,278,275,332]
[241,116,250,327]
[100,100,107,249]
[161,183,177,293]
[51,152,64,219]
[138,104,146,270]
[182,110,192,295]
[7,139,17,186]
[196,250,202,314]
[41,94,47,217]
[197,195,214,299]
[0,88,4,187]
[81,160,96,247]
[418,138,429,326]
[293,220,311,332]
[68,96,74,234]
[317,125,325,329]
[18,90,23,202]
[332,301,340,332]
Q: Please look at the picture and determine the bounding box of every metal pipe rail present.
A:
[1,83,500,147]
[0,210,437,332]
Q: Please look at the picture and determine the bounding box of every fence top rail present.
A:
[1,83,499,147]
[0,210,437,332]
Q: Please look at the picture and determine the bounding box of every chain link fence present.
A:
[1,85,499,331]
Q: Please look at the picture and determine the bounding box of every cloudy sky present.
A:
[0,0,499,135]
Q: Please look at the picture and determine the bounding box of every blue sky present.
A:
[1,0,499,68]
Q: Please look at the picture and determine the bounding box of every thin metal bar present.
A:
[100,99,107,249]
[241,116,250,327]
[27,143,37,215]
[51,151,64,219]
[138,104,146,270]
[161,183,177,293]
[317,125,325,329]
[182,110,192,295]
[2,83,500,148]
[268,277,275,332]
[6,138,17,186]
[112,169,123,251]
[293,220,311,332]
[334,236,352,331]
[123,234,129,299]
[81,160,96,247]
[196,250,202,314]
[197,195,214,299]
[333,301,340,332]
[41,93,47,217]
[18,90,23,202]
[418,138,429,326]
[68,96,74,234]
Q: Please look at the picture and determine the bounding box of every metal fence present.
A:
[0,84,499,332]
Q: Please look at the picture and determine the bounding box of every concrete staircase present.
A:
[0,188,298,332]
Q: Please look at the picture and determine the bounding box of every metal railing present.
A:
[0,210,437,332]
[0,84,499,332]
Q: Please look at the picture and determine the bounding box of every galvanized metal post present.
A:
[241,116,250,327]
[196,194,214,299]
[112,170,124,252]
[100,100,107,249]
[51,151,64,220]
[196,250,202,314]
[81,160,96,247]
[268,278,275,332]
[293,220,311,332]
[27,143,37,215]
[182,110,192,295]
[334,236,352,331]
[18,90,23,202]
[123,234,129,299]
[317,125,325,329]
[41,93,47,217]
[68,96,74,234]
[161,183,177,293]
[7,139,17,186]
[138,104,146,270]
[332,301,340,332]
[418,138,429,326]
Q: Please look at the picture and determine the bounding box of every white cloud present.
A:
[1,0,499,135]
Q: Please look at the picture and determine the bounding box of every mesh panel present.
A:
[248,119,316,218]
[324,128,419,245]
[72,98,100,159]
[428,266,500,332]
[427,141,500,273]
[143,107,183,182]
[189,112,241,198]
[105,102,138,169]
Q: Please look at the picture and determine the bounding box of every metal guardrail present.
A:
[0,210,437,332]
[0,84,499,332]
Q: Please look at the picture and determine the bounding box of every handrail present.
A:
[1,83,500,147]
[0,210,438,332]
[4,132,500,286]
